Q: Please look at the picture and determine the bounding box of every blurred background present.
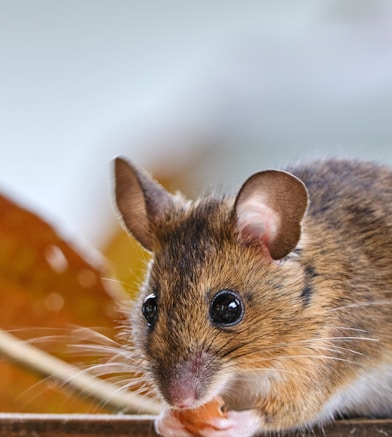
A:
[1,0,392,413]
[2,0,392,253]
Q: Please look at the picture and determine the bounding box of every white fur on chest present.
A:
[316,362,392,424]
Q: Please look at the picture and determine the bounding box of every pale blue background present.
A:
[1,0,392,250]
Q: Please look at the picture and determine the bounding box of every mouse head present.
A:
[114,157,309,408]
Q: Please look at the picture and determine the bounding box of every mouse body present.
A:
[114,157,392,436]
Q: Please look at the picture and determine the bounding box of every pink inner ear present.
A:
[236,196,280,253]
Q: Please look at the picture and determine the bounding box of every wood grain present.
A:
[0,414,391,437]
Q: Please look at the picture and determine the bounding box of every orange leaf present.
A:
[0,194,123,413]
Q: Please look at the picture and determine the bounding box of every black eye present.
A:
[142,294,158,327]
[209,290,244,327]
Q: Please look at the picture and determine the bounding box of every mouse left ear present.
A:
[114,157,175,251]
[233,170,309,260]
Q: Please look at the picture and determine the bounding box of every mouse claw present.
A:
[199,410,261,437]
[155,409,194,437]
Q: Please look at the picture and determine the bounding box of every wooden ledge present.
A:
[0,414,391,436]
[0,414,156,437]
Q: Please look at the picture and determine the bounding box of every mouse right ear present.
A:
[233,170,309,260]
[114,157,175,251]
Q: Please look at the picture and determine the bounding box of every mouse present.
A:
[113,156,392,437]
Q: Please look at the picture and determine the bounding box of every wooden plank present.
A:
[0,414,391,436]
[321,419,392,437]
[0,414,157,437]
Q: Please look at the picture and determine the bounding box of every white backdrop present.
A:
[1,0,392,249]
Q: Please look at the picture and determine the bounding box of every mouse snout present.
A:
[160,350,215,409]
[168,382,197,409]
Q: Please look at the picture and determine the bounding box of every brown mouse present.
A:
[114,157,392,436]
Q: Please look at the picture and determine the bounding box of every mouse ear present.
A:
[114,157,175,251]
[233,170,309,260]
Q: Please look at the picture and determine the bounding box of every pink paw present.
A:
[155,409,193,437]
[155,409,261,437]
[199,410,261,437]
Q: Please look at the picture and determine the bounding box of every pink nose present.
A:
[175,396,196,409]
[168,383,197,409]
[165,351,211,408]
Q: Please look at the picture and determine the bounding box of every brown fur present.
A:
[115,157,392,433]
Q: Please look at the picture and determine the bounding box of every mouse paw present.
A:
[200,410,261,437]
[155,409,194,437]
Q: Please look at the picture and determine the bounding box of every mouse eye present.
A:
[209,289,244,327]
[142,294,158,327]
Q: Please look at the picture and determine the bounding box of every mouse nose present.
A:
[174,395,196,409]
[168,382,197,409]
[159,350,213,408]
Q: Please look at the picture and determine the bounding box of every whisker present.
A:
[299,344,363,356]
[297,336,379,345]
[332,326,369,333]
[81,362,144,377]
[68,344,132,360]
[69,326,120,344]
[251,335,377,354]
[327,300,392,313]
[0,328,159,414]
[249,354,356,366]
[54,363,161,413]
[219,333,379,372]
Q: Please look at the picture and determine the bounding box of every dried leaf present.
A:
[0,194,123,412]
